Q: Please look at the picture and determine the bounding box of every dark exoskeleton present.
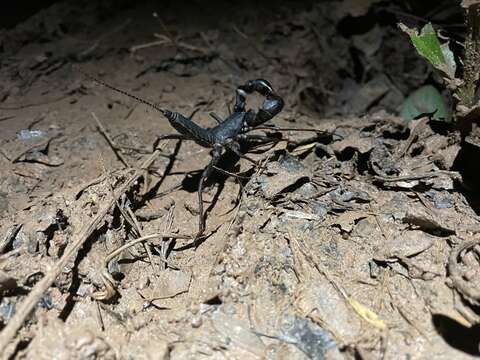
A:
[84,74,284,237]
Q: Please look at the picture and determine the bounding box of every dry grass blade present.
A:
[92,232,190,301]
[92,112,130,167]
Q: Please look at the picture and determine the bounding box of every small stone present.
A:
[191,315,202,328]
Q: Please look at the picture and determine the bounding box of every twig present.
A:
[94,301,105,331]
[114,198,142,259]
[0,115,16,122]
[129,38,170,53]
[114,145,154,154]
[126,206,156,274]
[91,232,190,301]
[27,114,46,130]
[0,149,10,162]
[154,33,209,54]
[75,173,109,199]
[158,205,175,271]
[92,112,130,167]
[129,33,209,54]
[0,149,163,356]
[0,225,23,254]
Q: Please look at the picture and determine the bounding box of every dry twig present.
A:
[130,33,209,54]
[125,206,156,273]
[91,232,190,301]
[157,204,175,271]
[92,112,130,167]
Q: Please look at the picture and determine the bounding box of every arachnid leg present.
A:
[237,133,283,145]
[209,112,223,125]
[162,111,213,148]
[224,141,259,167]
[196,145,222,237]
[238,79,284,128]
[153,133,189,150]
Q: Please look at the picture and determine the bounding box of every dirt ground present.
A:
[1,0,480,359]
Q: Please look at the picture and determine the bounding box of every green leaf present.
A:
[400,85,451,122]
[399,23,456,79]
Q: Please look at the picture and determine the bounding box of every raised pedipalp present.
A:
[236,79,284,127]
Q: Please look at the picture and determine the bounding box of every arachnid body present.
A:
[85,74,284,237]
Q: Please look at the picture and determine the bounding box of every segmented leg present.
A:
[196,145,222,237]
[162,111,214,148]
[209,112,223,124]
[153,133,188,150]
[224,141,259,167]
[236,133,282,144]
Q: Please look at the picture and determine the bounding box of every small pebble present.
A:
[191,315,202,328]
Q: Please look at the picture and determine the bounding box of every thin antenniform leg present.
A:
[226,101,232,116]
[254,125,337,137]
[237,133,282,144]
[153,133,189,150]
[225,142,259,167]
[209,112,223,124]
[81,70,168,115]
[196,145,222,237]
[212,165,251,179]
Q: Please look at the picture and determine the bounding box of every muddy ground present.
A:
[1,0,480,359]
